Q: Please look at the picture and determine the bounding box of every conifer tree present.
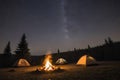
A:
[15,34,31,60]
[108,37,113,44]
[3,41,11,56]
[74,48,77,53]
[88,44,91,49]
[105,39,108,45]
[58,49,60,54]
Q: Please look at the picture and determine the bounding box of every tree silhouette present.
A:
[2,41,12,67]
[3,41,11,56]
[15,34,31,60]
[105,39,109,45]
[87,44,91,55]
[108,37,113,44]
[57,49,60,54]
[88,44,91,49]
[74,48,77,53]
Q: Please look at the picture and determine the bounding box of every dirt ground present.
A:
[0,61,120,80]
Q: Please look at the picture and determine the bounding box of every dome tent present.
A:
[13,58,30,67]
[76,55,97,66]
[56,58,67,64]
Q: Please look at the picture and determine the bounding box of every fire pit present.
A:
[35,54,63,73]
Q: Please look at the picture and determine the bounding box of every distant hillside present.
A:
[50,41,120,64]
[31,41,120,65]
[0,41,120,67]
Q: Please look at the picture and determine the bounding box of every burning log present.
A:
[39,54,58,72]
[35,54,63,73]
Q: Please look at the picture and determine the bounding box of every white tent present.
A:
[56,58,67,64]
[13,58,30,67]
[76,55,97,66]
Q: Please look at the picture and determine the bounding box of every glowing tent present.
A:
[76,55,97,66]
[56,58,67,64]
[13,58,30,67]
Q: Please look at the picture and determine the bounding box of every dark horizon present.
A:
[0,0,120,55]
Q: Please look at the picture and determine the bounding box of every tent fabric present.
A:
[56,58,67,64]
[76,55,97,66]
[13,58,30,67]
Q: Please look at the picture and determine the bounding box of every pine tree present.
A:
[105,39,108,45]
[88,44,91,49]
[3,41,12,67]
[15,34,31,60]
[87,44,91,55]
[58,49,60,54]
[108,37,113,44]
[3,41,11,56]
[74,48,77,53]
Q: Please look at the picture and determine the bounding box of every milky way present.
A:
[61,0,69,39]
[0,0,120,55]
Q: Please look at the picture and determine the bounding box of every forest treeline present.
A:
[0,34,120,67]
[52,40,120,64]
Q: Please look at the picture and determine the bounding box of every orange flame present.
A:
[42,54,55,71]
[44,60,54,71]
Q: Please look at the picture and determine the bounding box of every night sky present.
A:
[0,0,120,55]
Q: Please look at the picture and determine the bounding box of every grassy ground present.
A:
[0,61,120,80]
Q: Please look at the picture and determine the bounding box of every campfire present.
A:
[37,54,60,72]
[40,54,57,71]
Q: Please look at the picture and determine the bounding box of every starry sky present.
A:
[0,0,120,55]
